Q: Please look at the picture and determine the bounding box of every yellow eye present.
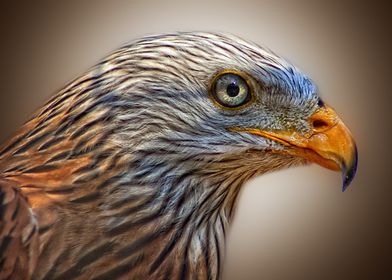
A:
[211,73,251,108]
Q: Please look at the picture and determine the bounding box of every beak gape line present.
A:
[231,105,358,191]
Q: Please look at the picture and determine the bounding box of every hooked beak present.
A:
[231,105,358,191]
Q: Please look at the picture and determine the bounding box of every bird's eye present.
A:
[211,73,251,108]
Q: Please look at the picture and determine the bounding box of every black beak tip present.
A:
[342,145,358,192]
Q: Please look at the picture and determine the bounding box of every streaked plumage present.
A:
[0,32,357,279]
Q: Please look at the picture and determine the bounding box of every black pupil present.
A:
[227,83,240,97]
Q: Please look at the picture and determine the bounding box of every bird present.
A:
[0,32,357,280]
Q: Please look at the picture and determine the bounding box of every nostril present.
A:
[313,119,329,130]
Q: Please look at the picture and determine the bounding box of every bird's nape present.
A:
[0,32,357,279]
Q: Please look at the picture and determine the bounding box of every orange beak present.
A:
[232,105,358,191]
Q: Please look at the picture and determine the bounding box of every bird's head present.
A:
[0,32,359,280]
[109,32,357,191]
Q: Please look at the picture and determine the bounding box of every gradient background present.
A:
[0,1,390,279]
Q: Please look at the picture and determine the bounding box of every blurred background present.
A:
[0,1,390,279]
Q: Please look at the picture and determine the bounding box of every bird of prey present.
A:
[0,32,357,279]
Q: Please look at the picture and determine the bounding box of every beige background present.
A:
[0,1,390,279]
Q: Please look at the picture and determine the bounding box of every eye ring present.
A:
[209,70,254,109]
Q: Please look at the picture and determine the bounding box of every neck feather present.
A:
[99,147,294,279]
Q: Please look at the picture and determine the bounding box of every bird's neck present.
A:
[100,149,262,279]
